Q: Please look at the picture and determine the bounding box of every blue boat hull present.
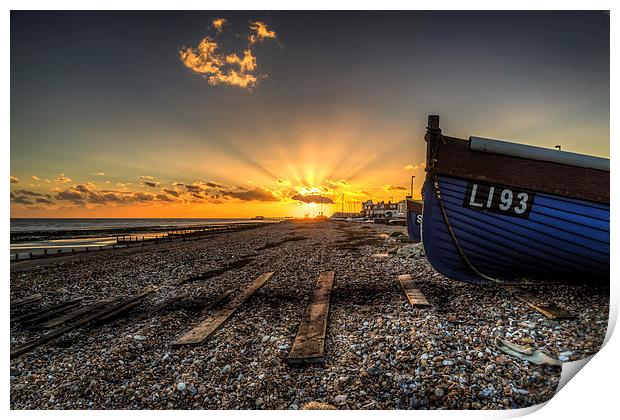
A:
[422,176,610,284]
[406,209,422,243]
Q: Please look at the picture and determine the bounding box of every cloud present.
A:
[291,194,335,204]
[220,187,279,201]
[36,197,53,205]
[324,179,349,188]
[14,189,51,198]
[10,176,18,184]
[382,184,408,192]
[404,162,425,171]
[94,172,105,176]
[207,69,257,89]
[212,18,227,33]
[143,181,160,188]
[156,194,175,202]
[139,175,154,180]
[184,184,204,193]
[163,188,180,197]
[248,21,276,44]
[206,181,224,188]
[383,184,407,191]
[179,19,276,90]
[31,175,40,181]
[12,195,33,205]
[55,173,72,183]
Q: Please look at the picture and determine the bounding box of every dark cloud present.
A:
[220,187,279,202]
[144,181,160,188]
[163,188,180,197]
[291,194,335,204]
[14,189,50,198]
[383,184,407,191]
[57,188,84,202]
[36,197,54,204]
[184,184,203,193]
[12,195,33,205]
[156,194,174,202]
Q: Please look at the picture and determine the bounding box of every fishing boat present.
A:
[405,198,422,243]
[421,115,609,284]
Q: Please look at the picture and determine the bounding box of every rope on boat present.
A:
[431,174,503,285]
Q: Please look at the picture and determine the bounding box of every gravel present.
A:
[10,220,609,409]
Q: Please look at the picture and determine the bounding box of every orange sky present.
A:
[10,12,609,218]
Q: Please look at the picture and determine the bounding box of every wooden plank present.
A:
[22,301,82,325]
[504,286,574,320]
[12,298,84,324]
[11,294,42,310]
[398,274,431,308]
[10,288,156,359]
[37,299,116,328]
[96,300,143,324]
[173,272,274,346]
[287,271,335,364]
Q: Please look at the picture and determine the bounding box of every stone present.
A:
[334,395,347,404]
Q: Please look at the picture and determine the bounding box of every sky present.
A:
[10,11,610,218]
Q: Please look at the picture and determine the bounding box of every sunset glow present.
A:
[10,11,609,218]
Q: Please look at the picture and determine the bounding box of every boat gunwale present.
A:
[426,133,609,204]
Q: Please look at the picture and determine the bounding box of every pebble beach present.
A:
[10,220,609,410]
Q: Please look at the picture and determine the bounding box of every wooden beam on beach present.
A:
[287,271,335,365]
[397,274,431,308]
[12,298,84,324]
[11,294,42,311]
[37,299,116,329]
[95,300,144,324]
[10,287,156,359]
[22,301,83,326]
[173,272,274,346]
[504,286,574,320]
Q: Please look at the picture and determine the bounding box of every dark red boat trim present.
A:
[424,117,609,204]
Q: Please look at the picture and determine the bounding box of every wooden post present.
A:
[15,253,18,261]
[72,248,75,254]
[57,249,61,256]
[44,249,48,257]
[426,115,442,171]
[29,252,33,259]
[86,247,89,253]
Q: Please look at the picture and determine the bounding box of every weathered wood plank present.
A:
[22,301,83,325]
[398,274,431,308]
[287,271,335,364]
[173,272,274,346]
[96,300,144,324]
[37,299,116,328]
[12,298,84,324]
[11,294,42,310]
[504,286,574,320]
[10,287,156,359]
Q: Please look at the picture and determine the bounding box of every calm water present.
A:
[10,218,280,258]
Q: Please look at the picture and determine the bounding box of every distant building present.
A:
[362,200,400,219]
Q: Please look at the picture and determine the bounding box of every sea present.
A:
[10,218,278,259]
